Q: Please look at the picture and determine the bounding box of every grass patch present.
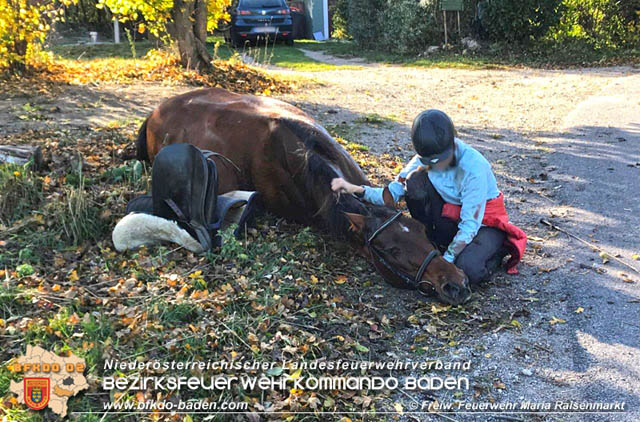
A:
[56,172,108,245]
[298,39,640,69]
[0,163,42,225]
[207,35,362,71]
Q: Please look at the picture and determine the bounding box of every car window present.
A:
[240,0,284,8]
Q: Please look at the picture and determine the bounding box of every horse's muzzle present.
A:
[440,276,471,305]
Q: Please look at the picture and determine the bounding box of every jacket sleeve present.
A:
[361,155,423,205]
[443,171,488,263]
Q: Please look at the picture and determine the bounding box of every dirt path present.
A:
[2,57,639,421]
[298,48,373,67]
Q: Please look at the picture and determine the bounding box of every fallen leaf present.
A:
[68,270,79,282]
[354,342,369,353]
[549,316,566,325]
[394,402,404,414]
[335,275,347,284]
[323,396,335,408]
[619,272,635,283]
[575,307,584,314]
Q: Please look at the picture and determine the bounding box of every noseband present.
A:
[366,211,441,294]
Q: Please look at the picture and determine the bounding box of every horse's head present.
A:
[345,208,470,305]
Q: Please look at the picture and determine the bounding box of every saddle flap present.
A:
[116,190,262,253]
[216,191,262,238]
[152,143,217,250]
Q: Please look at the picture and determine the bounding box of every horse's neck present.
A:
[316,190,369,242]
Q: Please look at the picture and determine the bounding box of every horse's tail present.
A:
[136,117,150,162]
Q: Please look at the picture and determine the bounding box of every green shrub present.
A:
[331,0,351,39]
[379,0,439,54]
[552,0,640,49]
[346,0,442,53]
[483,0,565,44]
[346,0,386,49]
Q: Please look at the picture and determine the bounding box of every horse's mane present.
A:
[279,118,393,238]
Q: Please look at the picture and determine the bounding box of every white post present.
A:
[114,20,120,43]
[323,0,329,40]
[443,10,448,45]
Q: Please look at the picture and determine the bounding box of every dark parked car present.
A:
[224,0,294,47]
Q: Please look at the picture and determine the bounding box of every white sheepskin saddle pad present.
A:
[112,190,259,253]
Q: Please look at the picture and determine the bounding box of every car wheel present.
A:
[285,38,294,46]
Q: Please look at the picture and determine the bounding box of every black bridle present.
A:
[365,211,441,294]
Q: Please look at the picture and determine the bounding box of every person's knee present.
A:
[455,254,489,285]
[405,168,430,202]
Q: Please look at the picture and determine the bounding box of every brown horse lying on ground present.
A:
[136,87,470,305]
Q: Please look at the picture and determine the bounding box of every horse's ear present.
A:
[345,212,366,233]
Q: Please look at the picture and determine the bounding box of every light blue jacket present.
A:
[362,138,500,263]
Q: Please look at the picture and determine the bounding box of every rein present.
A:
[366,211,440,294]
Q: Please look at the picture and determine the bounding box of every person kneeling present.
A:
[331,110,526,284]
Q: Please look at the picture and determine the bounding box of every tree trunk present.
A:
[167,0,213,73]
[9,39,27,74]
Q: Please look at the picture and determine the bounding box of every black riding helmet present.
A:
[411,110,456,165]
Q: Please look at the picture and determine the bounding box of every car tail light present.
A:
[275,9,289,14]
[239,10,252,15]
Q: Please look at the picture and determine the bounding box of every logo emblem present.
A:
[24,378,50,410]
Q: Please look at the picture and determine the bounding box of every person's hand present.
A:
[331,178,363,195]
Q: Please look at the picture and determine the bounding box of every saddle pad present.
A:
[112,213,206,253]
[114,190,262,253]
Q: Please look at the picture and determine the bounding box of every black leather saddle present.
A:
[126,143,261,251]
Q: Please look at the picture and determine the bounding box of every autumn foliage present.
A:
[97,0,231,37]
[0,0,76,72]
[1,49,291,98]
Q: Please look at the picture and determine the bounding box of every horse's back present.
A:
[154,87,310,125]
[146,88,314,159]
[143,88,369,221]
